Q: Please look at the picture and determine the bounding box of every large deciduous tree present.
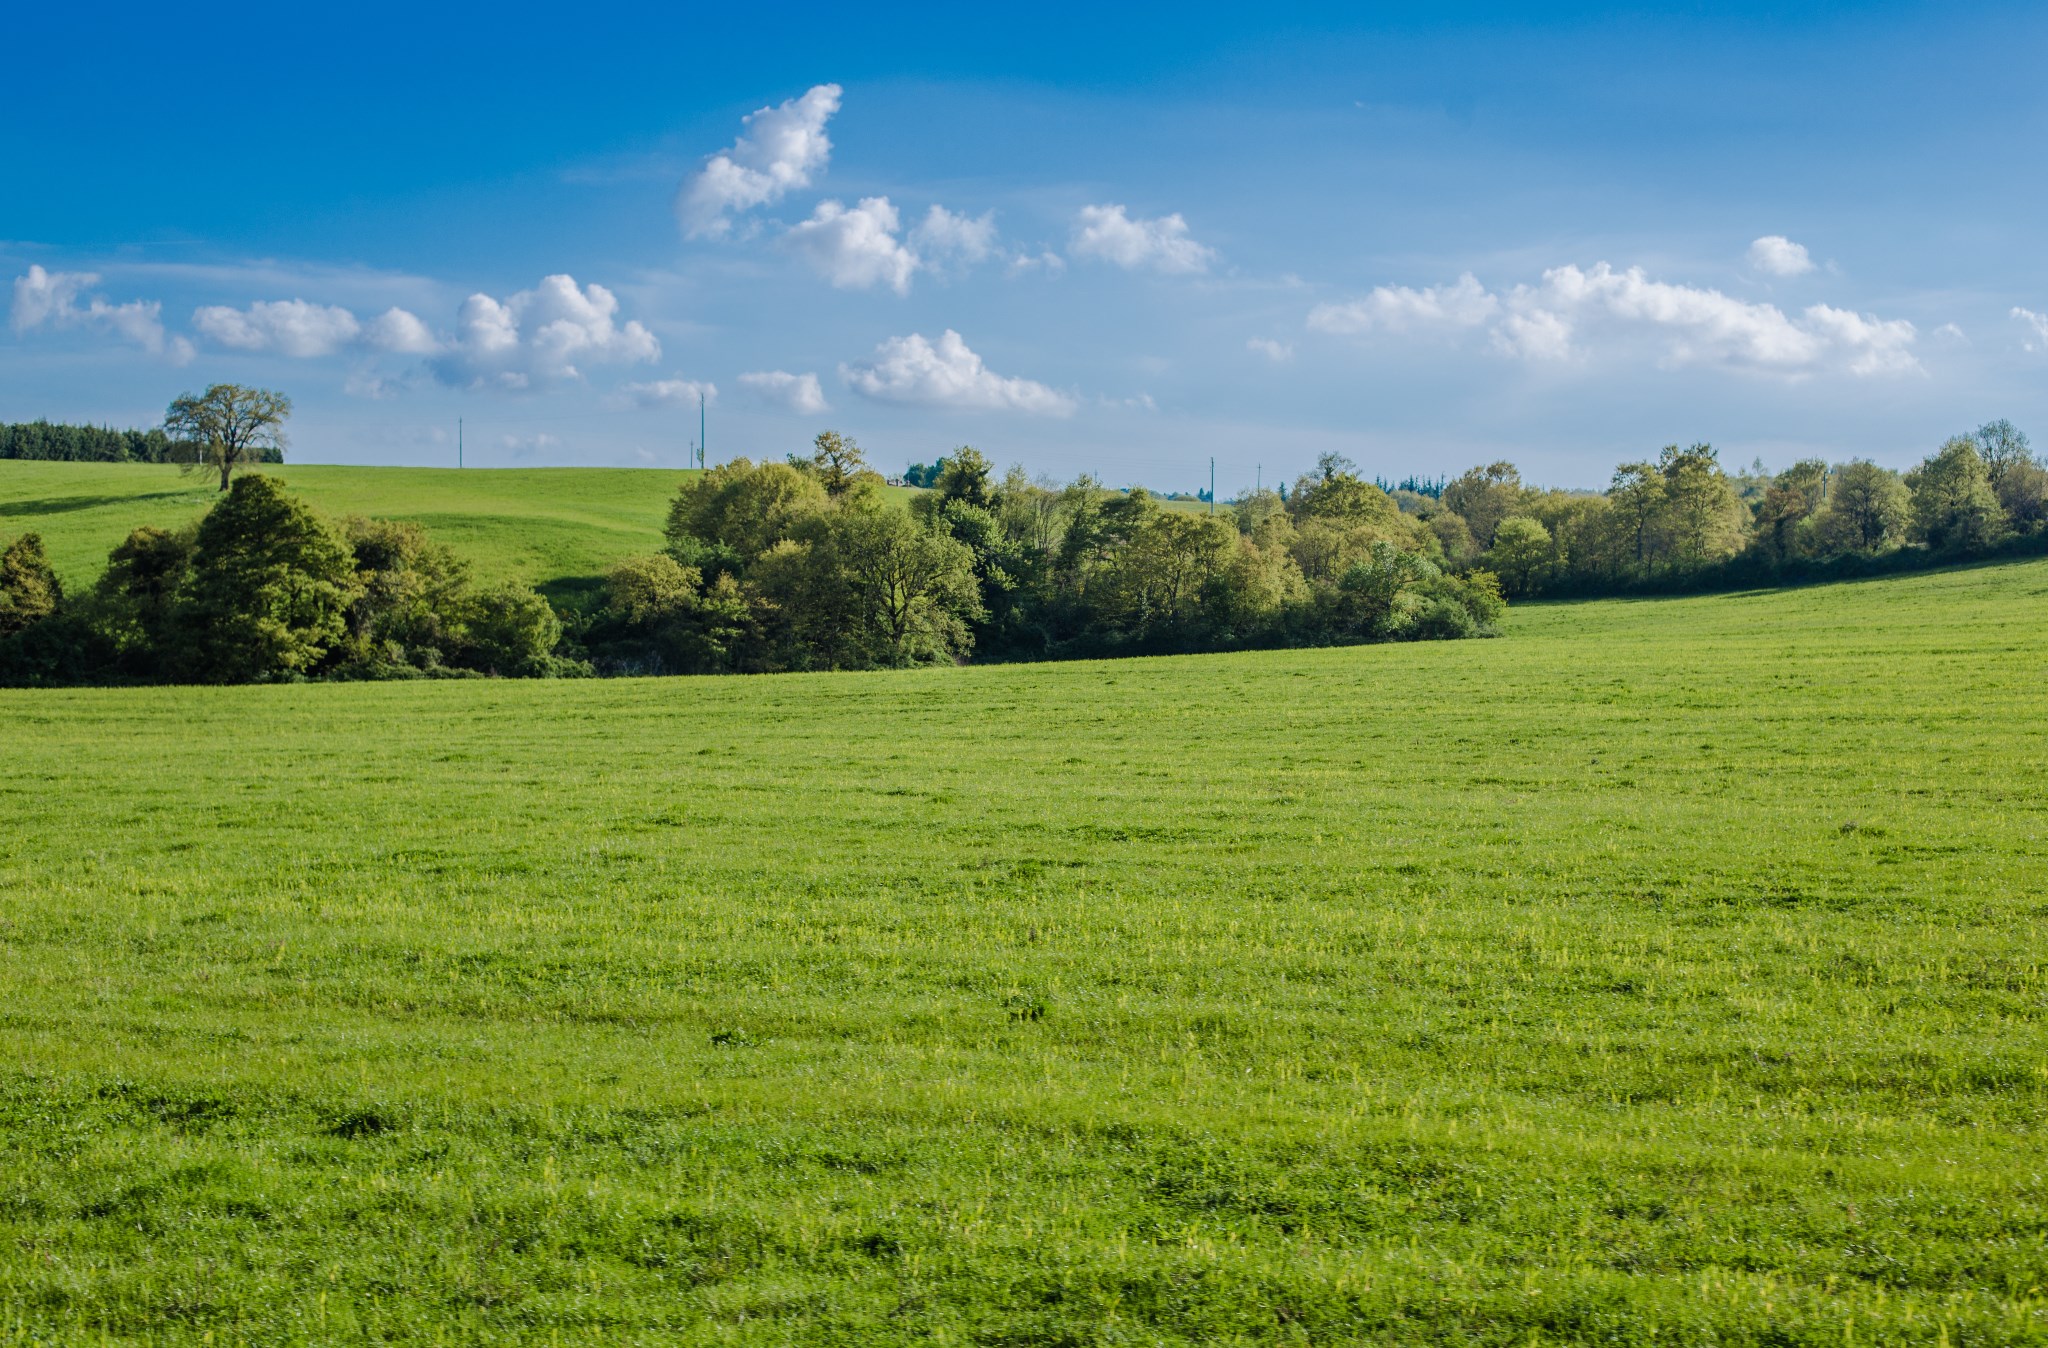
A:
[1812,460,1910,554]
[1485,516,1559,597]
[0,534,61,637]
[1906,437,2007,553]
[1442,461,1527,549]
[164,384,292,491]
[179,474,358,681]
[1974,419,2034,490]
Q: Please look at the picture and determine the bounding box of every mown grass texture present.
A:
[0,558,2045,1343]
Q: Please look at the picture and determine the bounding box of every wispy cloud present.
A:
[1312,262,1919,378]
[10,265,192,362]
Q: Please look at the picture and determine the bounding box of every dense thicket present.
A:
[575,436,1503,674]
[0,476,569,685]
[0,420,275,465]
[1398,420,2048,599]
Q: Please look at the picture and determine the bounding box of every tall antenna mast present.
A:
[1209,457,1215,515]
[699,389,707,469]
[458,417,463,470]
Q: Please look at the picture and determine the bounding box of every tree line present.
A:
[1401,420,2046,599]
[1,435,1505,684]
[0,421,215,465]
[0,476,568,685]
[572,434,1505,674]
[5,385,294,481]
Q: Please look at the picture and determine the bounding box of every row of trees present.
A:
[0,476,566,685]
[0,421,210,465]
[1405,420,2046,598]
[2,386,294,487]
[575,434,1505,674]
[3,437,1503,685]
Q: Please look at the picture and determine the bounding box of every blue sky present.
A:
[7,1,2046,491]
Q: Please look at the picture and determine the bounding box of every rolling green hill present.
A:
[2,558,2045,1342]
[0,462,697,602]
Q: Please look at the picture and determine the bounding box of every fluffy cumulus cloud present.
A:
[1312,262,1920,378]
[10,265,190,360]
[678,84,842,239]
[437,275,660,389]
[173,275,653,388]
[193,298,443,360]
[784,197,919,294]
[738,369,829,414]
[1070,204,1215,274]
[619,376,716,408]
[1307,273,1498,334]
[193,299,362,357]
[910,205,998,266]
[1247,337,1294,362]
[1748,235,1816,277]
[841,330,1073,415]
[362,306,441,355]
[2013,307,2048,353]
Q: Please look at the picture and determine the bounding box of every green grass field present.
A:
[2,542,2046,1342]
[0,462,891,610]
[0,462,699,605]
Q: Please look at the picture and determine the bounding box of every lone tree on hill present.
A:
[164,384,291,491]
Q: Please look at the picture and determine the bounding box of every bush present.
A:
[465,585,565,677]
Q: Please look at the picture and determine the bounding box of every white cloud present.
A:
[783,197,919,294]
[1070,204,1215,275]
[678,83,842,239]
[435,274,660,388]
[2013,307,2048,353]
[1748,235,1815,277]
[10,265,189,360]
[1307,272,1498,334]
[620,376,716,409]
[841,329,1074,415]
[1798,304,1919,376]
[1312,261,1921,378]
[1932,322,1967,344]
[1491,308,1573,361]
[193,299,362,357]
[1009,250,1067,276]
[738,369,829,414]
[1247,337,1295,362]
[910,205,998,266]
[363,306,441,354]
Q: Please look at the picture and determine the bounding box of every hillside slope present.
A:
[0,463,696,598]
[2,558,2045,1342]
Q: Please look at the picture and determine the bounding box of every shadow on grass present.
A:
[538,575,608,612]
[0,490,201,519]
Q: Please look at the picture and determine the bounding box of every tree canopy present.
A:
[164,384,292,491]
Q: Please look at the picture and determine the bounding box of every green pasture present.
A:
[1,557,2046,1342]
[0,462,685,603]
[0,463,925,604]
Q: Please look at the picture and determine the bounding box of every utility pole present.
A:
[1256,464,1262,495]
[1209,457,1215,515]
[699,390,707,469]
[458,417,463,469]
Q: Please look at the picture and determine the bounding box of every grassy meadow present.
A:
[0,462,701,603]
[2,549,2046,1342]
